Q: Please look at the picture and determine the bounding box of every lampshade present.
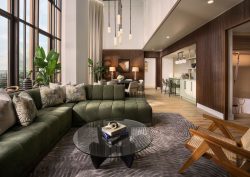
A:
[109,67,116,72]
[132,67,139,72]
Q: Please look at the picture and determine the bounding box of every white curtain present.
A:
[88,0,104,84]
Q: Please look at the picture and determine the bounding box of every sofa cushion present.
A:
[9,88,43,110]
[40,87,64,108]
[49,83,66,102]
[13,92,38,126]
[25,89,43,110]
[0,89,16,135]
[0,105,72,177]
[72,98,152,126]
[103,85,114,100]
[114,85,125,100]
[65,84,86,103]
[111,100,125,120]
[92,85,103,100]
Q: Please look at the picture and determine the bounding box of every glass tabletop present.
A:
[73,119,152,158]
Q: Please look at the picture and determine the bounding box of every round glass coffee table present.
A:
[73,119,152,168]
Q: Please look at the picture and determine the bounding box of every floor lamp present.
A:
[132,67,139,81]
[109,67,116,80]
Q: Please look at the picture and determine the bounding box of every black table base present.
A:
[90,154,135,169]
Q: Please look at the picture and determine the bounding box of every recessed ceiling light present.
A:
[207,0,214,4]
[166,36,170,39]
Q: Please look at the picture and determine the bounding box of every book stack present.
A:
[102,122,128,145]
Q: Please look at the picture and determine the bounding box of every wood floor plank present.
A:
[145,89,250,130]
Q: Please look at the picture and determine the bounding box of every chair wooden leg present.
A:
[179,141,209,173]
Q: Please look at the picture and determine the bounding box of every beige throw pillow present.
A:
[49,83,66,102]
[40,87,64,108]
[66,84,86,103]
[0,89,16,135]
[13,92,37,126]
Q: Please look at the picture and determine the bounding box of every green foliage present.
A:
[88,58,107,82]
[34,46,61,85]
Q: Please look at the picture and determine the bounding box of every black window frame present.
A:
[0,0,62,88]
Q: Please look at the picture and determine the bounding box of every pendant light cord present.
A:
[114,0,116,37]
[108,0,110,27]
[130,0,131,34]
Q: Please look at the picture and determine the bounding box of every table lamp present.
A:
[132,67,139,80]
[109,67,116,80]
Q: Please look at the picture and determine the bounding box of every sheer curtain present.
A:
[88,0,104,84]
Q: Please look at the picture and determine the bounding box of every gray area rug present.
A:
[31,113,228,177]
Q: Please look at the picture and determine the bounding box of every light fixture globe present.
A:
[129,33,133,40]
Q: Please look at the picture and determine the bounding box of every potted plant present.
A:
[88,58,107,82]
[34,46,61,86]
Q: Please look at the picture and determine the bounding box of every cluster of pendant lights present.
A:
[175,51,187,65]
[107,0,132,46]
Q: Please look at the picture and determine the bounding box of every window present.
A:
[0,0,62,88]
[0,16,9,88]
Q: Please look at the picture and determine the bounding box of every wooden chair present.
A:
[125,81,139,97]
[179,114,250,177]
[138,80,144,96]
[161,79,167,94]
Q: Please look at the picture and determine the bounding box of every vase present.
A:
[23,78,33,90]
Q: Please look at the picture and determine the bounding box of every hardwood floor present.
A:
[145,89,250,129]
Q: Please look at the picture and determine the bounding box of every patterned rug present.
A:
[31,113,228,177]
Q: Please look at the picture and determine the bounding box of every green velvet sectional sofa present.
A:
[0,85,152,177]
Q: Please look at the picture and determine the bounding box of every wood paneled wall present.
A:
[144,51,161,88]
[233,35,250,51]
[161,0,250,118]
[102,50,144,80]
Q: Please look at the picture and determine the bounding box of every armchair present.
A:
[179,114,250,177]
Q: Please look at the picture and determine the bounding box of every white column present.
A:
[61,0,89,85]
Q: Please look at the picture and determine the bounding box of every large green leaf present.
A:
[47,58,58,76]
[46,49,56,62]
[88,58,94,67]
[50,52,59,63]
[55,63,61,70]
[35,46,46,59]
[34,57,47,68]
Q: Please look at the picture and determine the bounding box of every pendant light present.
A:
[129,0,133,40]
[107,0,111,33]
[119,0,123,35]
[117,0,121,25]
[114,0,117,46]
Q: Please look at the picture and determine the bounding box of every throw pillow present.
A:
[0,89,16,135]
[49,83,66,101]
[66,84,86,103]
[13,92,37,126]
[40,87,64,108]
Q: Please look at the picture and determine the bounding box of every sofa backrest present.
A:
[9,88,43,110]
[85,85,125,100]
[8,85,125,110]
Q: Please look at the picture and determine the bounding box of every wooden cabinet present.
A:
[180,79,196,104]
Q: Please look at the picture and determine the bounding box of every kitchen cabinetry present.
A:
[180,79,196,104]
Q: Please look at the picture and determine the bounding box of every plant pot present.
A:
[23,78,33,90]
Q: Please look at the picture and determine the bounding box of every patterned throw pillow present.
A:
[49,83,66,102]
[66,84,86,103]
[40,87,64,108]
[13,92,37,126]
[0,89,17,135]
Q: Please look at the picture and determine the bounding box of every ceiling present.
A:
[143,0,244,51]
